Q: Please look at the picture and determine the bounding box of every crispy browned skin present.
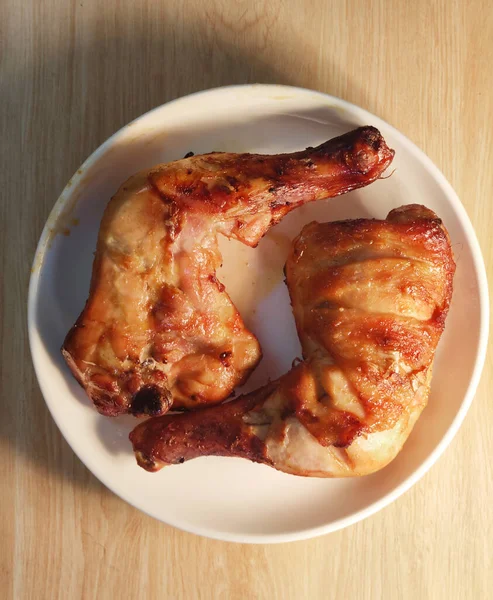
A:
[63,127,394,417]
[130,205,455,476]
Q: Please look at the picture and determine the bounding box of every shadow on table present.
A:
[5,9,363,493]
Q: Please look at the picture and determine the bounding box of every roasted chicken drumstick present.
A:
[130,205,455,476]
[63,127,394,417]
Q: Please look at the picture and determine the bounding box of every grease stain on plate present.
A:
[218,230,292,321]
[43,173,86,252]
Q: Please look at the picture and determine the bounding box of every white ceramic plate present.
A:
[28,85,489,543]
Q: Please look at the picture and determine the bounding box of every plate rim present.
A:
[27,84,490,543]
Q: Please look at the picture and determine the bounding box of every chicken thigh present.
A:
[130,204,455,476]
[63,127,394,417]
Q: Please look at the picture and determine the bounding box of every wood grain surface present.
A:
[1,1,492,598]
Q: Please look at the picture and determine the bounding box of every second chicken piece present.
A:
[130,205,455,476]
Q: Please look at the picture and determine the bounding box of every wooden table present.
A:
[2,1,492,597]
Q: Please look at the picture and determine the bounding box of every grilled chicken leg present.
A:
[130,205,455,476]
[63,127,394,417]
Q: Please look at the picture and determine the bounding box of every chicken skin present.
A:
[130,205,455,476]
[63,127,394,417]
